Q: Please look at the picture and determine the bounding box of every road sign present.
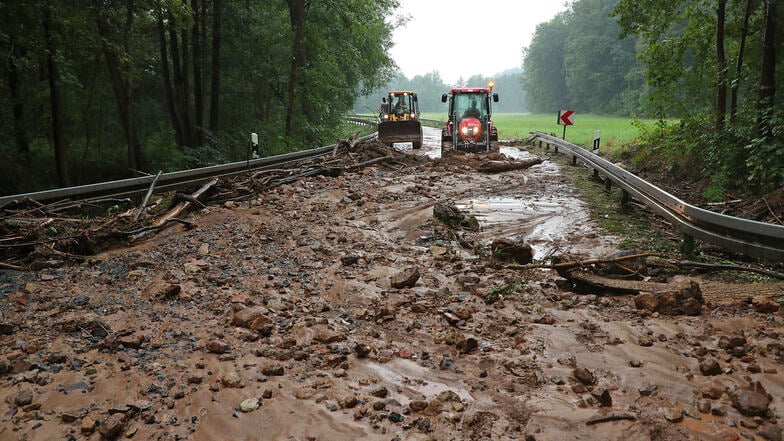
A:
[558,110,575,126]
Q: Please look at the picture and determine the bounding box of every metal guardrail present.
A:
[0,134,377,210]
[529,131,784,261]
[346,114,444,128]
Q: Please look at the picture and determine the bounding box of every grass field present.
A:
[420,113,660,156]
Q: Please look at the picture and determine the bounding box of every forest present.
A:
[0,0,399,195]
[2,0,782,198]
[523,0,783,196]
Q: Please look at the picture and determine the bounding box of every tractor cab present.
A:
[377,91,424,148]
[440,82,499,155]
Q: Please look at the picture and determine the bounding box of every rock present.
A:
[231,307,271,332]
[98,413,125,439]
[591,388,612,407]
[409,400,428,412]
[699,359,722,376]
[634,279,703,315]
[752,296,780,313]
[295,388,315,400]
[312,327,347,344]
[389,412,403,423]
[638,335,654,347]
[239,398,260,412]
[13,389,33,406]
[221,372,243,388]
[390,268,420,289]
[372,401,386,411]
[433,203,465,227]
[639,384,658,397]
[456,336,478,354]
[342,395,358,408]
[206,340,230,354]
[261,364,284,376]
[341,255,359,266]
[0,322,14,335]
[729,388,771,417]
[370,386,388,398]
[490,238,534,264]
[142,281,181,301]
[663,407,683,423]
[572,367,595,386]
[757,424,783,441]
[81,417,96,434]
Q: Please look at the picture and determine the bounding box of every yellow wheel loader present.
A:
[377,91,423,149]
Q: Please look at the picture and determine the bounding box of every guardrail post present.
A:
[621,190,629,205]
[605,178,612,192]
[593,169,599,180]
[680,234,696,257]
[572,155,577,165]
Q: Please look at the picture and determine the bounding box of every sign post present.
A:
[557,110,575,140]
[592,130,600,155]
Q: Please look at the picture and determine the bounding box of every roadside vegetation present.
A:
[522,0,783,200]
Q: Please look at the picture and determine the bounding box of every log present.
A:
[154,178,218,227]
[476,157,543,173]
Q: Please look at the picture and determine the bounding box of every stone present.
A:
[206,340,230,354]
[409,400,428,412]
[390,268,420,289]
[231,307,271,332]
[634,279,703,316]
[490,238,534,264]
[371,386,389,398]
[752,296,780,313]
[342,395,358,408]
[638,335,654,347]
[663,407,683,423]
[221,372,243,388]
[729,389,771,417]
[239,398,260,412]
[261,364,284,376]
[591,388,612,407]
[312,327,347,344]
[572,367,595,386]
[142,281,181,301]
[98,413,125,439]
[699,359,722,376]
[13,389,33,406]
[81,417,96,434]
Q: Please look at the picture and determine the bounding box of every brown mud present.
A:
[1,129,782,441]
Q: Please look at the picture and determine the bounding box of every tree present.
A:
[42,5,71,187]
[521,14,570,113]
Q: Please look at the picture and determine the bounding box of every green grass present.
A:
[420,113,663,156]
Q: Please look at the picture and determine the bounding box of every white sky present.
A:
[388,0,569,85]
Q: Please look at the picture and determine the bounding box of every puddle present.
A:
[456,194,617,259]
[356,359,475,403]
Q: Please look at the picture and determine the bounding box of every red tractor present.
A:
[440,82,499,155]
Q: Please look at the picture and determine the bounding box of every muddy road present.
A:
[1,134,782,441]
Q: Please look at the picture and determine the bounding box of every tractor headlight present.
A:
[461,127,469,136]
[383,114,389,120]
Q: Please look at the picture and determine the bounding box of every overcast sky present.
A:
[388,0,569,85]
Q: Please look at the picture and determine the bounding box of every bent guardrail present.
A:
[529,131,784,261]
[0,134,377,210]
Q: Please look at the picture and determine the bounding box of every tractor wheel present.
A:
[440,140,453,158]
[413,141,422,149]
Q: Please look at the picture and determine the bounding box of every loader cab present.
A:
[385,91,419,122]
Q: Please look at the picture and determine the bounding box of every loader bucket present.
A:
[378,120,424,148]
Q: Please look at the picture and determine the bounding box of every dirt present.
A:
[1,130,783,441]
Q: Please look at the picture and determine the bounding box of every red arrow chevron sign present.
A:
[558,110,575,126]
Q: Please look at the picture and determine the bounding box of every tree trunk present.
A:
[42,6,71,187]
[730,0,753,124]
[181,26,194,146]
[7,34,30,157]
[158,12,184,148]
[757,0,776,137]
[285,0,307,138]
[95,7,146,173]
[169,14,191,147]
[715,0,727,131]
[209,0,222,132]
[192,0,204,145]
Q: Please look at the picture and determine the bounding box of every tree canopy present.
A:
[0,0,399,194]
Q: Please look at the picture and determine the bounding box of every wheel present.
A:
[440,140,453,157]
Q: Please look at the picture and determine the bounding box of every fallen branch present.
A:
[0,262,23,271]
[133,170,163,221]
[127,218,194,243]
[476,157,543,173]
[153,178,218,227]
